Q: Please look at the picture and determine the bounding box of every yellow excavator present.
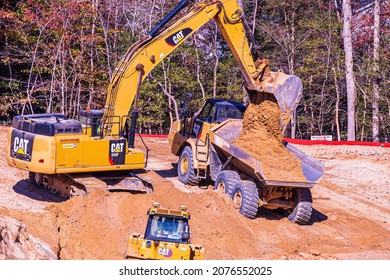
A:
[6,0,303,197]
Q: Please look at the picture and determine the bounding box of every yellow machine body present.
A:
[7,114,145,175]
[126,203,204,260]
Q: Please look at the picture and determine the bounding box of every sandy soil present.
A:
[0,125,389,260]
[233,101,306,181]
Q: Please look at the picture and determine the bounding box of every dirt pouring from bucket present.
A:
[233,99,306,182]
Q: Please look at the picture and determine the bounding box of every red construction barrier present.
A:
[284,137,390,148]
[139,134,168,139]
[139,134,390,148]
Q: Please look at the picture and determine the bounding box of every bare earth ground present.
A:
[0,125,389,260]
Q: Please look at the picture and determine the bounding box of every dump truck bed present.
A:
[211,120,324,188]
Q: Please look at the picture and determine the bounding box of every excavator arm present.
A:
[102,0,302,138]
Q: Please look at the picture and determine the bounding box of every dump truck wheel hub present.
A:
[216,181,226,193]
[180,155,189,175]
[233,191,242,209]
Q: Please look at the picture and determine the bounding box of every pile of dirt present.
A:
[0,214,57,260]
[40,172,269,260]
[233,100,306,181]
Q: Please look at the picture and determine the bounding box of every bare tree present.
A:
[372,0,381,142]
[342,0,357,141]
[88,0,98,109]
[157,60,179,122]
[212,22,219,98]
[194,37,206,100]
[332,64,342,141]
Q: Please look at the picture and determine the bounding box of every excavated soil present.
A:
[0,125,389,260]
[233,100,306,181]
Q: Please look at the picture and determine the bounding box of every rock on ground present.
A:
[0,214,57,260]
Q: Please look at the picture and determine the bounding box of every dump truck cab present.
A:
[126,203,204,260]
[195,99,246,124]
[192,99,246,138]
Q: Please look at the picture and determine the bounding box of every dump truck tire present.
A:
[178,146,200,185]
[231,180,259,219]
[288,188,312,225]
[213,170,241,195]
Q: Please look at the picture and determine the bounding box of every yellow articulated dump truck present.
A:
[168,98,325,225]
[126,203,204,260]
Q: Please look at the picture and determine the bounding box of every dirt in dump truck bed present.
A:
[233,100,306,181]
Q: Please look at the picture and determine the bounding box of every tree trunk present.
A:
[342,0,357,141]
[372,0,381,142]
[97,4,113,81]
[332,65,341,141]
[88,0,98,109]
[212,23,219,98]
[158,82,179,122]
[251,0,258,35]
[360,91,367,141]
[194,37,206,99]
[289,4,297,138]
[157,61,179,121]
[149,0,156,30]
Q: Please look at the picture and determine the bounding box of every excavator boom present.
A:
[103,0,302,137]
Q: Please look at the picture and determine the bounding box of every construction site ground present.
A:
[0,125,389,260]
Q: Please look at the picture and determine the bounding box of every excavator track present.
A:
[29,171,153,198]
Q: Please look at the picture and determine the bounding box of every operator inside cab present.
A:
[146,216,187,242]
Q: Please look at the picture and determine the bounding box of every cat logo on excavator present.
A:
[10,130,35,162]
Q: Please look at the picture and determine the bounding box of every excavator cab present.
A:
[78,109,104,137]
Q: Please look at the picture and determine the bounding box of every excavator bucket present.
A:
[255,71,303,129]
[268,72,303,115]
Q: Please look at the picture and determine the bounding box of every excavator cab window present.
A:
[78,110,104,137]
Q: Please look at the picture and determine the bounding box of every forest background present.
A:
[0,0,389,141]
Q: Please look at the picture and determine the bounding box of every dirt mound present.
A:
[43,171,269,260]
[233,100,306,181]
[0,214,57,260]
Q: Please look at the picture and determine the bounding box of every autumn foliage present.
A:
[0,0,389,140]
